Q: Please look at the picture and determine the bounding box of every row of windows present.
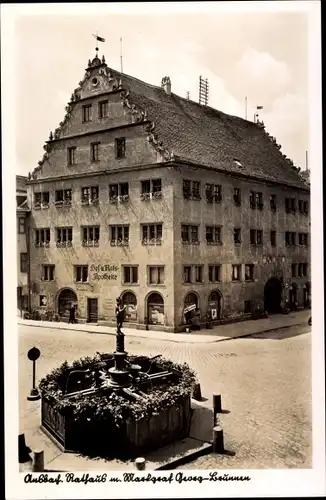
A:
[32,179,309,215]
[31,224,309,248]
[183,180,309,214]
[33,180,163,209]
[82,101,109,122]
[21,260,310,283]
[67,137,126,165]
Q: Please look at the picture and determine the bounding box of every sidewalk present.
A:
[18,310,310,344]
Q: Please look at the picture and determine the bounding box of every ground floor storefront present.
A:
[28,274,311,332]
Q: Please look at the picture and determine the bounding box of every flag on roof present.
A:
[93,34,105,42]
[256,105,263,110]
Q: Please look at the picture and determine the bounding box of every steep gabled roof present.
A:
[109,69,308,191]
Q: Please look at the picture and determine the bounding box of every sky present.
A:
[8,3,313,175]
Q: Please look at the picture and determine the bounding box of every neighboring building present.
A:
[26,51,310,331]
[16,175,30,313]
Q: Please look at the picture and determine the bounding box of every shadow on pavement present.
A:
[246,324,311,340]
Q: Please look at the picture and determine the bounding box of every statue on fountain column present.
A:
[115,297,126,334]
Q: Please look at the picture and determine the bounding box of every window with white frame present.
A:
[148,266,165,285]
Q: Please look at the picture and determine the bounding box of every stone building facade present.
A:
[16,175,30,313]
[26,51,310,331]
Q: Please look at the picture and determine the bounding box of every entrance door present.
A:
[147,293,164,325]
[58,288,77,319]
[87,298,98,323]
[208,291,222,320]
[264,277,283,313]
[289,284,298,310]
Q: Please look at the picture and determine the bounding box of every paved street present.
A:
[19,322,312,469]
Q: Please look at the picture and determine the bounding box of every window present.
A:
[233,188,241,206]
[81,186,99,204]
[18,217,26,234]
[123,265,138,284]
[302,263,308,277]
[56,227,73,246]
[91,142,100,162]
[82,104,92,122]
[99,100,108,118]
[67,147,76,165]
[251,192,263,209]
[206,226,222,245]
[148,266,165,285]
[141,223,163,244]
[82,226,100,246]
[285,197,296,213]
[270,230,276,247]
[42,265,55,281]
[250,229,263,245]
[55,189,72,206]
[298,200,309,215]
[35,228,50,246]
[285,231,296,246]
[140,179,162,199]
[110,225,129,245]
[75,265,88,283]
[109,182,129,202]
[34,191,49,209]
[181,224,199,244]
[20,253,28,273]
[291,263,297,278]
[245,264,254,281]
[270,194,277,211]
[298,263,303,278]
[232,264,241,281]
[299,233,309,246]
[208,264,221,282]
[116,138,126,158]
[250,191,263,209]
[234,228,241,244]
[244,300,252,314]
[194,265,203,283]
[39,295,47,307]
[183,179,201,200]
[205,183,222,203]
[183,266,192,283]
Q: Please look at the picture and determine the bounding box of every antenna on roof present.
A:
[186,91,190,100]
[120,37,123,73]
[199,76,209,106]
[305,150,308,171]
[245,96,248,119]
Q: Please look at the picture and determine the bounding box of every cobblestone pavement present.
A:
[18,322,312,469]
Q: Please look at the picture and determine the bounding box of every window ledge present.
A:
[122,282,139,286]
[148,283,166,287]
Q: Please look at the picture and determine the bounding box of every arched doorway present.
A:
[303,282,311,307]
[183,292,199,324]
[264,277,283,313]
[121,291,137,322]
[147,292,164,325]
[208,290,222,320]
[57,288,77,319]
[289,282,298,310]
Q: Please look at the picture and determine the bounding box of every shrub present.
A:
[39,353,197,424]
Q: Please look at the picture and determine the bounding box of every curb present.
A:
[154,442,212,470]
[17,318,308,344]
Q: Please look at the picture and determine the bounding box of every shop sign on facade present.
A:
[90,264,118,281]
[183,304,196,314]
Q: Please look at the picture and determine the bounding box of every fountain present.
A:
[39,298,196,459]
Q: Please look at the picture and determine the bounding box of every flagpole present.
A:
[120,37,123,74]
[245,96,247,120]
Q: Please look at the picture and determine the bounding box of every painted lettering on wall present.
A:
[90,264,118,281]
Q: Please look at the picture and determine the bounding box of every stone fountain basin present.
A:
[40,354,194,459]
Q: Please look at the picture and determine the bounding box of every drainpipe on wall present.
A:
[26,222,32,313]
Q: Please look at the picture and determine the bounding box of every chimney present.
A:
[161,76,171,95]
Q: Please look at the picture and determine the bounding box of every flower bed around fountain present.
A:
[39,352,197,459]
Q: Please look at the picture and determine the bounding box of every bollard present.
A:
[135,457,146,470]
[212,426,224,454]
[213,393,222,412]
[32,449,44,472]
[192,382,202,401]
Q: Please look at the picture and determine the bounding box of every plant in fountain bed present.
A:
[39,352,197,459]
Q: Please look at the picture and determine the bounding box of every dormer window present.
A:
[116,138,126,159]
[233,159,243,168]
[82,104,92,122]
